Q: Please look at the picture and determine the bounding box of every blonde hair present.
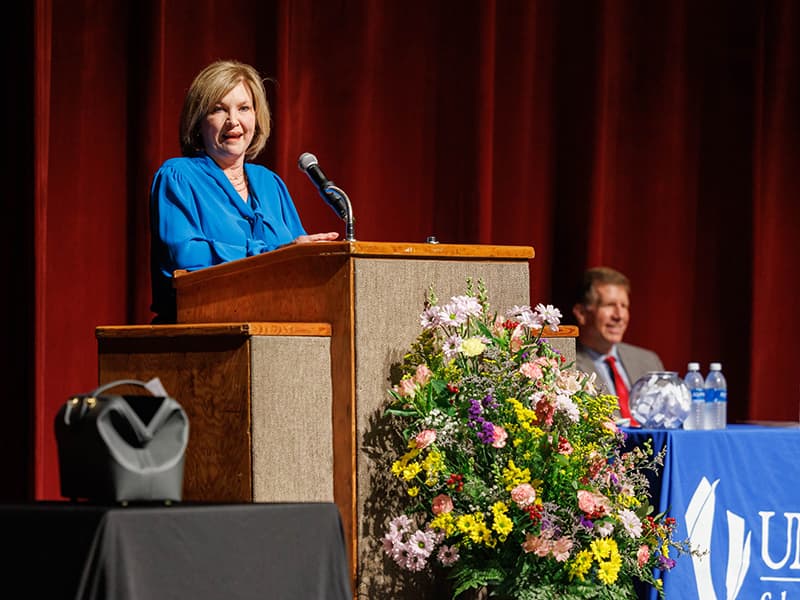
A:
[179,60,272,160]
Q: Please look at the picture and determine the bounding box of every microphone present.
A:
[297,152,347,219]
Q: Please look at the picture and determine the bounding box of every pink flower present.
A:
[551,537,574,562]
[492,316,506,337]
[431,494,454,515]
[510,325,525,352]
[520,361,543,380]
[395,378,417,398]
[414,364,432,385]
[577,490,610,517]
[557,436,573,455]
[637,544,651,567]
[521,533,552,557]
[510,483,537,508]
[414,429,436,449]
[437,544,460,566]
[491,425,508,448]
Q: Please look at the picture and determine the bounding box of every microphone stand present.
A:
[325,185,355,241]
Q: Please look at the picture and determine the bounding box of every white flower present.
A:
[619,509,643,538]
[450,295,483,318]
[507,305,543,329]
[420,306,442,329]
[534,303,562,332]
[596,521,615,537]
[555,393,580,422]
[442,335,463,361]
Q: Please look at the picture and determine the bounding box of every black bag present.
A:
[55,379,189,503]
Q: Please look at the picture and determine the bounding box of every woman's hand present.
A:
[293,232,340,244]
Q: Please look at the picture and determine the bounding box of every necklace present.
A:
[225,168,249,198]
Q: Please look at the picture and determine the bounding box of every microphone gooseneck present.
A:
[298,152,355,241]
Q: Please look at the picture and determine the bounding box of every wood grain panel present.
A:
[349,240,534,259]
[536,325,579,338]
[97,335,252,501]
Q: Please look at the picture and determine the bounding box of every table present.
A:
[625,424,800,600]
[0,502,352,600]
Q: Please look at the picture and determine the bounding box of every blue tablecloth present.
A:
[625,424,800,600]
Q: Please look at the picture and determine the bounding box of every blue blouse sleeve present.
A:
[151,164,242,272]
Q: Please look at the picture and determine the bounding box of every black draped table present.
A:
[625,424,800,600]
[0,502,352,600]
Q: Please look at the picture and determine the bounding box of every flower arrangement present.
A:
[381,280,694,600]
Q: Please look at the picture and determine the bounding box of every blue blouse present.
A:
[149,154,307,322]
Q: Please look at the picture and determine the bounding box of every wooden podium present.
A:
[171,241,576,597]
[98,241,576,598]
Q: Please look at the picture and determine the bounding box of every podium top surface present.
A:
[333,240,535,259]
[96,322,332,339]
[173,241,535,285]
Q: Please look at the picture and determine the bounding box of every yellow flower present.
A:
[491,503,513,540]
[400,461,422,481]
[456,513,493,546]
[618,492,640,508]
[507,398,539,433]
[430,512,456,535]
[460,337,486,357]
[597,557,621,584]
[502,459,531,490]
[590,538,615,560]
[568,549,593,581]
[591,538,621,584]
[422,449,445,485]
[391,448,421,475]
[407,486,419,497]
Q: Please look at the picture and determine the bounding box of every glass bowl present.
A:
[629,371,691,429]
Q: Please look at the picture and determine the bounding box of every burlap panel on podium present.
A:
[250,336,334,502]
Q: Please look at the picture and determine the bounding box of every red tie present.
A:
[605,355,638,426]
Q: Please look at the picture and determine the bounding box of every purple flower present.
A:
[468,398,483,418]
[658,555,676,570]
[482,393,499,410]
[476,420,495,444]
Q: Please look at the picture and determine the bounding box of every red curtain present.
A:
[13,0,798,500]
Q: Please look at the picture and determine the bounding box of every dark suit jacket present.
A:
[575,341,665,395]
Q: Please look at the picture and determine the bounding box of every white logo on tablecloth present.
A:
[685,477,751,600]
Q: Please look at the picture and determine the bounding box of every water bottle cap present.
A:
[688,362,700,370]
[710,362,722,370]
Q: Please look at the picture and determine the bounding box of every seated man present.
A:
[572,266,663,424]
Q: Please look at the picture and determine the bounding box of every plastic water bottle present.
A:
[704,362,727,429]
[683,362,705,430]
